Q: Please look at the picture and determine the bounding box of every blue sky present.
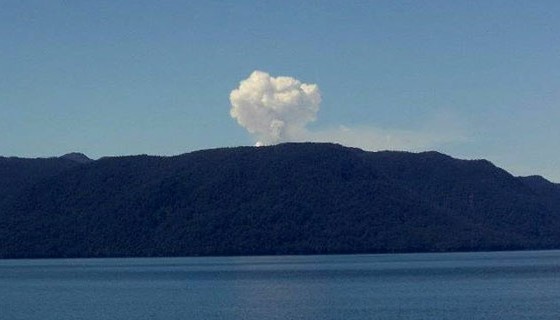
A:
[1,1,559,181]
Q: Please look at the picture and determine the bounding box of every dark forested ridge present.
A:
[1,143,559,259]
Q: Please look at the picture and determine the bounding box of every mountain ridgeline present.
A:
[1,143,559,259]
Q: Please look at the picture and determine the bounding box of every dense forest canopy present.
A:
[1,143,559,259]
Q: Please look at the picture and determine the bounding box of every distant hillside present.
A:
[1,143,559,259]
[0,156,82,212]
[60,152,93,164]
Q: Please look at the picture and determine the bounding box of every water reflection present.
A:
[1,251,560,320]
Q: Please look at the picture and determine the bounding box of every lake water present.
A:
[1,250,559,319]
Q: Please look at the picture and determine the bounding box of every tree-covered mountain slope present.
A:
[1,143,559,258]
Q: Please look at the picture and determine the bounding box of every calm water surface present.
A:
[1,250,559,320]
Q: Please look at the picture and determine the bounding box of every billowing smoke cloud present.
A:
[230,70,468,151]
[229,70,321,146]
